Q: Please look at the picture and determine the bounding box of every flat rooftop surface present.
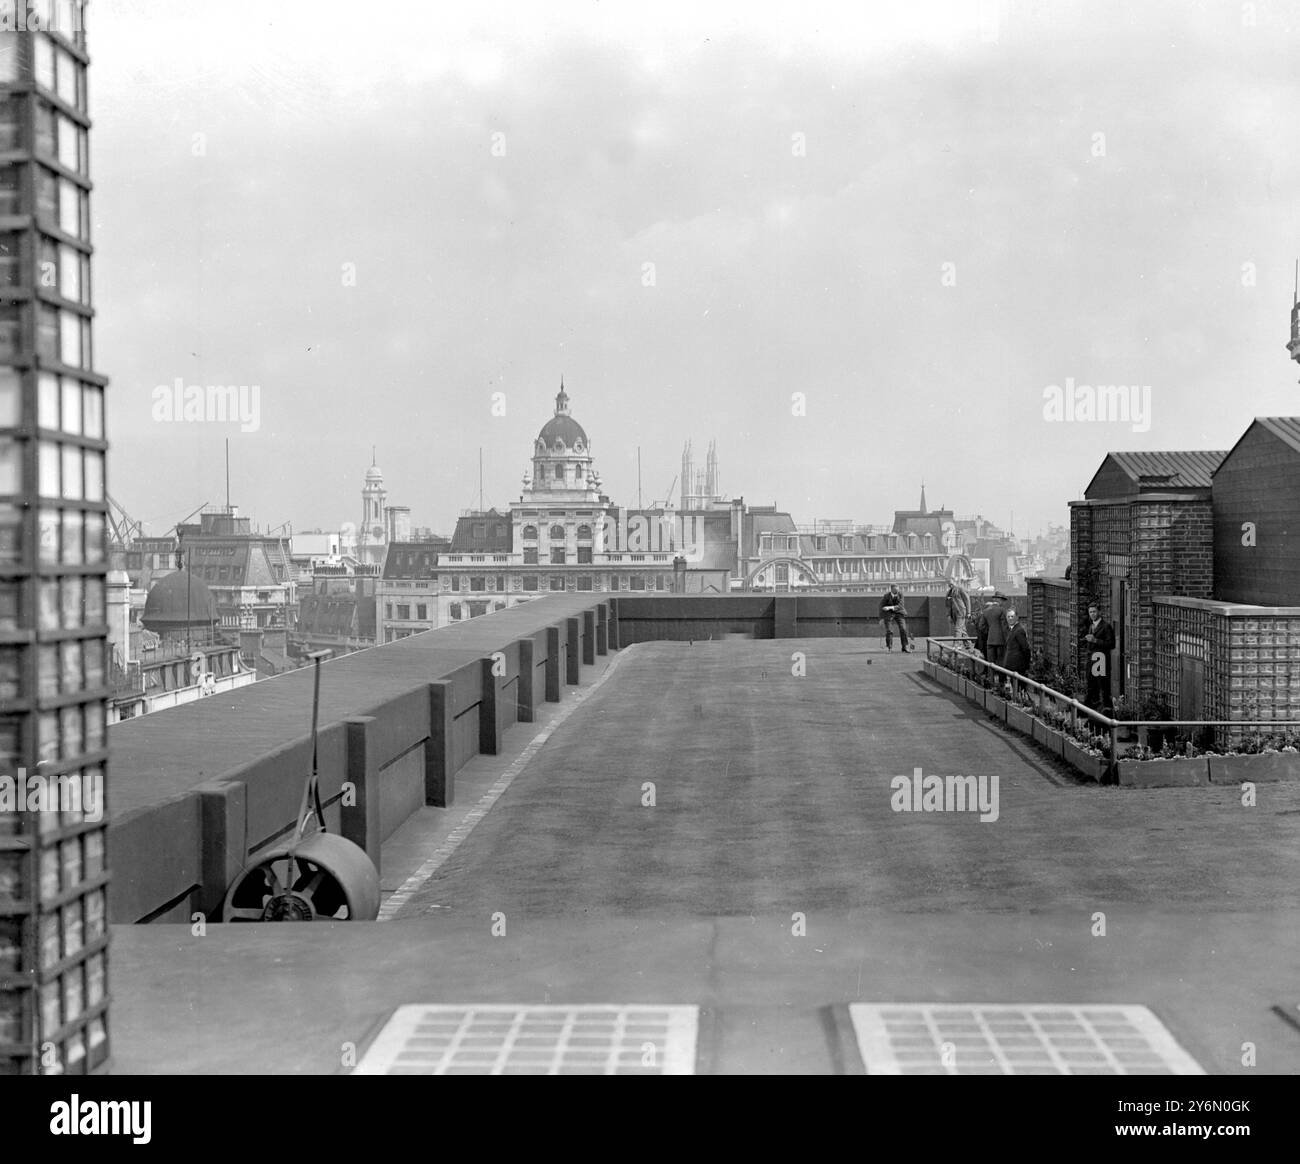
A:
[111,641,1300,1073]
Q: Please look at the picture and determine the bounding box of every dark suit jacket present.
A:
[1082,619,1116,655]
[1003,622,1031,672]
[979,604,1009,646]
[879,590,905,618]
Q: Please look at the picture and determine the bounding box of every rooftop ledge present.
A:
[1153,595,1300,617]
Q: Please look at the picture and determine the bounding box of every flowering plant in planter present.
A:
[1121,738,1200,763]
[1012,688,1040,713]
[1084,732,1113,759]
[1109,693,1137,740]
[1044,706,1074,733]
[1138,692,1172,751]
[1049,664,1084,701]
[1027,650,1052,686]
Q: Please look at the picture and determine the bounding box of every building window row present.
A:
[0,301,93,368]
[33,702,104,768]
[0,368,101,436]
[384,602,429,621]
[34,101,88,175]
[31,31,86,108]
[26,572,104,631]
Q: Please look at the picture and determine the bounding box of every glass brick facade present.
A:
[1153,599,1300,741]
[0,1,110,1076]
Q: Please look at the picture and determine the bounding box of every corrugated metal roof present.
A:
[1257,417,1300,455]
[1107,450,1227,489]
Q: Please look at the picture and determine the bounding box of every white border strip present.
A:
[378,646,632,919]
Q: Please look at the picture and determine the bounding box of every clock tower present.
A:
[357,455,388,567]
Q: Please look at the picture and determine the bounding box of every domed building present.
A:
[377,380,734,643]
[141,570,219,645]
[521,381,604,505]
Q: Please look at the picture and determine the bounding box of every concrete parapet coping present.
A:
[1153,595,1300,617]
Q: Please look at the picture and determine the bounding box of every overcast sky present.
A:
[90,0,1300,540]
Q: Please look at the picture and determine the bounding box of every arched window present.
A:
[522,525,537,540]
[554,464,564,480]
[549,524,565,540]
[575,464,584,479]
[553,439,565,453]
[576,524,592,540]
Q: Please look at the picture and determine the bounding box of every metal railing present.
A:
[924,637,1300,765]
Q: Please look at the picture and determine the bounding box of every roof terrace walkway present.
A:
[109,623,1300,1074]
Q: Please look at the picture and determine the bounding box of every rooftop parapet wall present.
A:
[612,593,950,642]
[106,594,607,924]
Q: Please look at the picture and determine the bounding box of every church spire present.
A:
[555,376,570,416]
[920,480,928,514]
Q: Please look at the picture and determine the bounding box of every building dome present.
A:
[538,414,588,450]
[536,382,589,452]
[141,570,218,629]
[365,464,384,483]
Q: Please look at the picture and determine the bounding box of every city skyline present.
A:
[87,0,1300,540]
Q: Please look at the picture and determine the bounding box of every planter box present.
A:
[1006,705,1035,738]
[1116,756,1209,788]
[921,659,938,681]
[1207,752,1300,784]
[1062,737,1110,783]
[963,680,987,709]
[984,692,1008,722]
[1031,717,1065,758]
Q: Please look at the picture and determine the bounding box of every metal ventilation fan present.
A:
[222,651,380,922]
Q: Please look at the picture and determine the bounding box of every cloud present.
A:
[91,0,1300,539]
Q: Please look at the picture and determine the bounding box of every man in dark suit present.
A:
[879,584,911,652]
[1081,601,1116,713]
[1003,608,1031,676]
[978,595,1009,665]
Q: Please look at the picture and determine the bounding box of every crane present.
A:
[106,494,142,550]
[649,474,678,510]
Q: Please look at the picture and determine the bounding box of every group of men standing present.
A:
[943,582,1116,712]
[946,585,1031,674]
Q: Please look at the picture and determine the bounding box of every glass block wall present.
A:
[0,0,110,1076]
[1152,598,1300,745]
